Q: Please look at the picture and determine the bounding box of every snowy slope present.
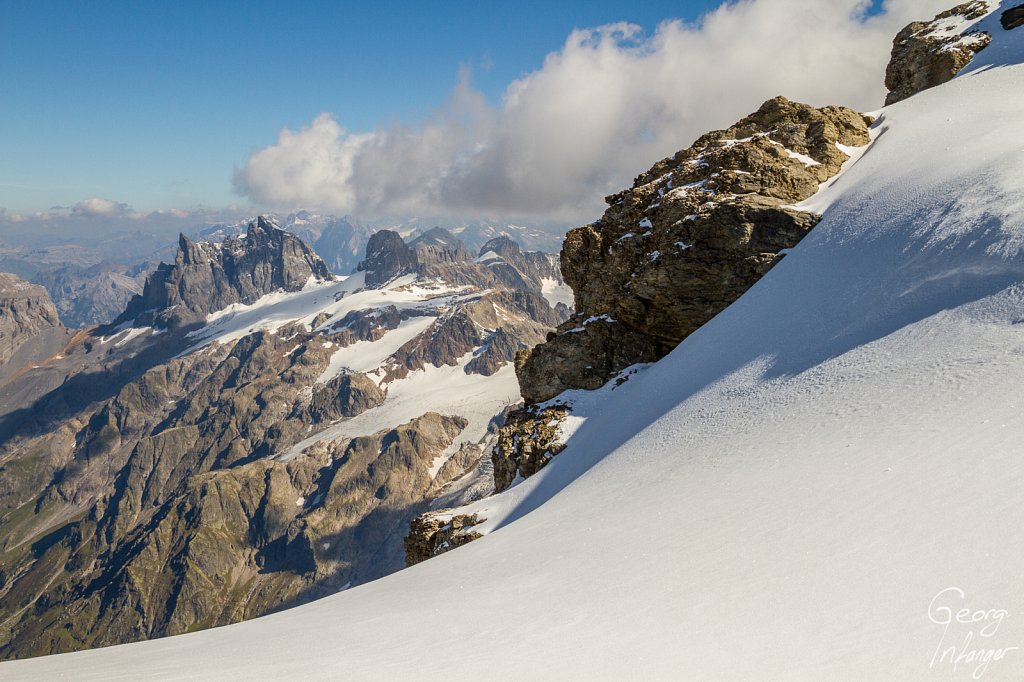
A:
[7,12,1024,682]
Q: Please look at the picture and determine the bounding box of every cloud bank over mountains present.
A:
[235,0,952,224]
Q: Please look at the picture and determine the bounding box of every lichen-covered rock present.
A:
[491,404,569,492]
[517,96,871,404]
[115,216,332,330]
[1003,4,1024,30]
[884,1,992,105]
[404,512,482,566]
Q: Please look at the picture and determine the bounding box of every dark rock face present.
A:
[884,1,992,105]
[1003,4,1024,30]
[0,273,69,383]
[357,230,418,287]
[116,216,332,330]
[517,96,871,404]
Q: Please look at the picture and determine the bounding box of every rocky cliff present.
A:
[0,274,69,385]
[115,216,332,330]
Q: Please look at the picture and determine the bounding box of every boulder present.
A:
[884,1,992,105]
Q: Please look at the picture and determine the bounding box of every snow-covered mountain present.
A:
[5,2,1024,679]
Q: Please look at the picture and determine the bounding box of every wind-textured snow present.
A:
[7,12,1024,681]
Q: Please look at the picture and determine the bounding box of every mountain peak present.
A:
[116,224,331,330]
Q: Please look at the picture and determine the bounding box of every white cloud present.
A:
[71,197,133,218]
[234,0,955,224]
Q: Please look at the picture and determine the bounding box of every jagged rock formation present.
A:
[115,216,332,330]
[357,230,419,287]
[517,96,871,404]
[0,274,69,384]
[33,261,150,328]
[1004,3,1024,29]
[404,512,482,566]
[884,1,992,105]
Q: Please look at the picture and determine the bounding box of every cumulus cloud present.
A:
[235,0,954,224]
[71,197,134,218]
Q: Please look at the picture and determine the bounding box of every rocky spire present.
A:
[114,216,332,330]
[357,230,418,287]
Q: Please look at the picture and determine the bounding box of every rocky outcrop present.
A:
[404,512,482,566]
[517,96,871,404]
[1004,4,1024,30]
[115,216,331,330]
[884,1,992,105]
[0,273,68,383]
[515,315,659,404]
[491,404,568,492]
[357,230,418,287]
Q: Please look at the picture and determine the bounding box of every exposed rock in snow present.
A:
[517,96,871,404]
[403,512,482,566]
[884,1,995,105]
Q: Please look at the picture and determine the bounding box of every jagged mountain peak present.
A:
[116,217,332,330]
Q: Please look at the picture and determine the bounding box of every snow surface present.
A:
[8,14,1024,681]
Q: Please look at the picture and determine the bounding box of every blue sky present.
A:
[0,0,732,214]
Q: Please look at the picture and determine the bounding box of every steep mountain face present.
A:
[516,96,871,404]
[0,274,69,384]
[884,1,993,104]
[116,217,332,330]
[32,261,151,328]
[0,222,564,659]
[357,230,418,286]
